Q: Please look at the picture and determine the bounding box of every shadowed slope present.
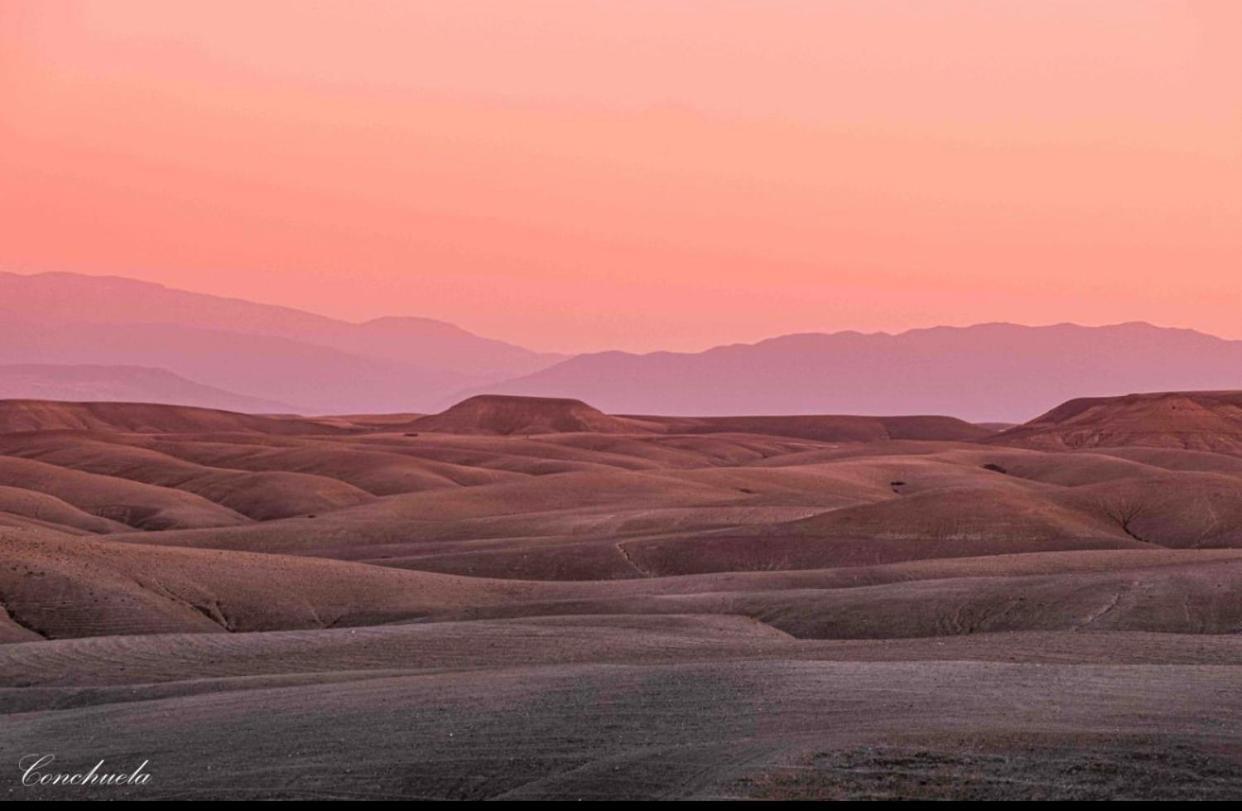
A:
[0,434,377,520]
[93,438,1242,578]
[0,485,126,534]
[640,414,994,442]
[0,527,540,640]
[6,522,1242,642]
[0,456,250,530]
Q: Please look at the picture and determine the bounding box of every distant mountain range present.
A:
[0,364,293,413]
[0,272,562,413]
[3,272,1241,421]
[479,323,1242,422]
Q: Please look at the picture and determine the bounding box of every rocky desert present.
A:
[2,392,1240,799]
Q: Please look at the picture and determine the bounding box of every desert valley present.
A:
[3,389,1241,799]
[5,1,1242,799]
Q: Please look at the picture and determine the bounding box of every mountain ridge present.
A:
[0,272,564,412]
[7,272,1242,421]
[469,322,1242,422]
[0,364,294,413]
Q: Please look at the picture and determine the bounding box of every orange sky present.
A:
[2,1,1239,352]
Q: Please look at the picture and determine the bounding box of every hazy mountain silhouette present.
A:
[474,323,1242,422]
[0,272,562,412]
[0,364,294,413]
[8,273,1242,421]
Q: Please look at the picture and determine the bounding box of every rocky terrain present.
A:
[2,392,1240,799]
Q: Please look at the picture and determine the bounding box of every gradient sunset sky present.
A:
[3,1,1239,352]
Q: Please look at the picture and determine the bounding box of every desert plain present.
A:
[2,391,1241,799]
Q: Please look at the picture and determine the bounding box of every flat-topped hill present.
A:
[991,391,1242,455]
[409,395,992,441]
[406,395,662,435]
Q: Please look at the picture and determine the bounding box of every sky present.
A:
[2,1,1239,353]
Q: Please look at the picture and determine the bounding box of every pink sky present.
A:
[2,1,1239,352]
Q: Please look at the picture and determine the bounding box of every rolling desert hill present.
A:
[405,394,663,435]
[476,322,1242,422]
[0,399,344,435]
[3,392,1242,798]
[402,394,993,442]
[2,393,1241,575]
[643,413,995,442]
[991,390,1242,455]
